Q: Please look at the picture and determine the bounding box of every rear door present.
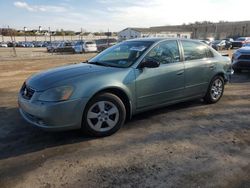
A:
[180,40,215,97]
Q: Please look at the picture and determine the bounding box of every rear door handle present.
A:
[176,71,184,75]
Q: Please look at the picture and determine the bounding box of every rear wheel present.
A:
[83,93,126,137]
[204,76,224,104]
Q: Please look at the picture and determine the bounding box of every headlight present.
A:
[38,86,74,102]
[233,51,241,59]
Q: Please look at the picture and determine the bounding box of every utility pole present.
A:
[215,23,218,39]
[24,26,27,42]
[8,26,17,57]
[49,27,52,43]
[80,28,82,41]
[0,29,4,42]
[107,28,110,46]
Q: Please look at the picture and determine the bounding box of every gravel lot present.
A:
[0,48,249,188]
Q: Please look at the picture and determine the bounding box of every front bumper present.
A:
[18,94,88,131]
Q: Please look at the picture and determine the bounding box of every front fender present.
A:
[69,68,136,113]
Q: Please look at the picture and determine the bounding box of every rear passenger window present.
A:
[145,40,180,64]
[206,48,214,58]
[182,41,211,60]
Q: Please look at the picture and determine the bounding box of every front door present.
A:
[135,40,185,109]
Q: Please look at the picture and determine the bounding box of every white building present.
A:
[118,27,192,41]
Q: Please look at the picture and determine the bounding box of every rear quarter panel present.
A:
[213,55,232,82]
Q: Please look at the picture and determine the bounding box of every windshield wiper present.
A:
[87,61,111,67]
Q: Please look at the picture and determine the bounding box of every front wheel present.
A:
[203,76,224,104]
[82,93,126,137]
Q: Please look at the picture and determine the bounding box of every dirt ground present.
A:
[0,48,249,188]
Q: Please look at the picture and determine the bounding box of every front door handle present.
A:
[176,71,184,75]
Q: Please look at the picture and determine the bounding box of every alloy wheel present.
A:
[210,78,223,101]
[87,101,119,132]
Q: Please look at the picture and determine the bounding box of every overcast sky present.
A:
[0,0,250,32]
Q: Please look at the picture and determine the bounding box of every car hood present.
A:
[26,63,108,91]
[237,47,250,53]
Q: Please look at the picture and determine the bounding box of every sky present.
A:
[0,0,250,32]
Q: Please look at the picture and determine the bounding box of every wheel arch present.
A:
[85,87,132,121]
[212,72,228,83]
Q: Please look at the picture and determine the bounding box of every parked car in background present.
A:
[0,42,8,47]
[18,38,232,137]
[95,38,117,51]
[83,41,97,53]
[211,40,231,50]
[46,42,60,52]
[74,41,97,53]
[17,42,26,47]
[33,41,44,47]
[243,41,250,47]
[199,39,211,45]
[17,42,34,48]
[232,37,250,48]
[211,40,226,50]
[57,41,75,53]
[7,41,17,47]
[73,41,84,53]
[232,43,250,72]
[25,42,34,48]
[43,41,51,48]
[222,38,234,49]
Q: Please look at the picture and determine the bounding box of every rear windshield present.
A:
[86,42,95,45]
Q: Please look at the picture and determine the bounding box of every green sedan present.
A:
[18,38,232,136]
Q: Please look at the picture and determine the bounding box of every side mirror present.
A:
[139,59,160,68]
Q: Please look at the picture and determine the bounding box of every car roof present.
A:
[126,38,200,43]
[126,37,206,43]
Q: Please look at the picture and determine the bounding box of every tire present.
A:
[82,93,126,137]
[203,76,224,104]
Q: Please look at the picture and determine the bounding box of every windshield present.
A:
[86,41,95,45]
[236,37,245,41]
[89,41,154,68]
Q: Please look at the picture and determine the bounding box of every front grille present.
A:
[21,83,35,100]
[233,42,243,47]
[237,61,250,67]
[239,54,250,60]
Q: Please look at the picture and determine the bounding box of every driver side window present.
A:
[145,40,180,64]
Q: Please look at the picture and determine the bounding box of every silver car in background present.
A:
[74,41,97,53]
